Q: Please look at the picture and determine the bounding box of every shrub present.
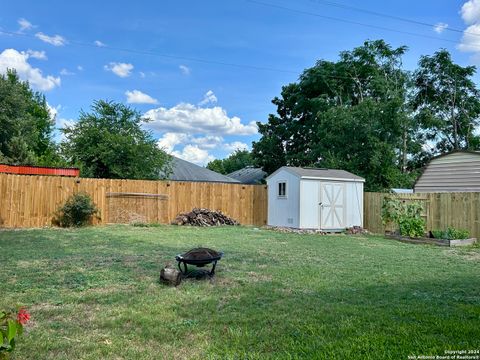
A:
[399,217,425,238]
[382,198,425,237]
[432,227,470,240]
[431,229,445,239]
[55,192,98,227]
[0,307,30,359]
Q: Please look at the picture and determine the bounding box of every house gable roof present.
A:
[167,157,240,183]
[227,167,267,184]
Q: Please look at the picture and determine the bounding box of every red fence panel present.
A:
[0,164,80,177]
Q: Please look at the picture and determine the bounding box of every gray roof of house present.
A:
[227,167,267,184]
[167,157,240,183]
[269,166,365,182]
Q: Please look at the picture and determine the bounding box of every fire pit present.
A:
[175,247,223,278]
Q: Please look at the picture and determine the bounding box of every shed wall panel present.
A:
[267,170,300,227]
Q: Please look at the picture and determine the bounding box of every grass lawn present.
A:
[1,226,479,359]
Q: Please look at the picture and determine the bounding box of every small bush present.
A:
[431,230,445,239]
[55,192,98,227]
[432,227,469,240]
[382,198,425,237]
[399,217,425,238]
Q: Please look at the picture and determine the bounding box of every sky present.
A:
[1,0,480,166]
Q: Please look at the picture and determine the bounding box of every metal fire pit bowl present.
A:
[175,247,223,279]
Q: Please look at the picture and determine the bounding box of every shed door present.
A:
[320,182,345,229]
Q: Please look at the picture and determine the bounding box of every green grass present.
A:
[1,226,479,359]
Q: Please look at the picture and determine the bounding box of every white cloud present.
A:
[157,133,225,152]
[35,32,67,46]
[47,103,60,122]
[223,141,249,152]
[458,23,480,52]
[18,18,34,32]
[139,71,146,78]
[157,132,189,152]
[156,133,250,165]
[199,90,217,105]
[57,117,75,129]
[433,22,449,34]
[0,49,60,91]
[60,68,75,76]
[77,65,83,71]
[144,103,257,136]
[179,65,191,75]
[125,90,158,104]
[26,49,47,60]
[104,62,134,77]
[150,93,256,166]
[94,40,106,47]
[172,145,215,166]
[461,0,480,24]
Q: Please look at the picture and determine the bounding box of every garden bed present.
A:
[385,233,477,247]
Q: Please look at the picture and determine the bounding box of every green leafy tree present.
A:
[207,149,254,174]
[412,49,480,152]
[252,40,420,190]
[61,100,171,179]
[0,70,59,165]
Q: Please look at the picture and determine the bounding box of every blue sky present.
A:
[1,0,479,165]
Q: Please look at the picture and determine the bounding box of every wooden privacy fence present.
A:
[0,173,268,228]
[364,192,480,238]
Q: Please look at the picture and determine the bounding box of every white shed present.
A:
[266,167,365,230]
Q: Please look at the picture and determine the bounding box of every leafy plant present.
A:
[432,227,470,240]
[0,307,30,359]
[382,197,425,237]
[431,230,445,239]
[55,192,98,227]
[399,217,426,238]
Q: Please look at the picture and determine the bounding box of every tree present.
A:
[252,40,419,190]
[61,100,171,179]
[207,149,254,174]
[412,49,480,152]
[0,70,59,165]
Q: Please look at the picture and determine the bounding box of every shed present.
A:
[414,150,480,193]
[266,167,364,230]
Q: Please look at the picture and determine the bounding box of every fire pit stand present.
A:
[175,248,223,279]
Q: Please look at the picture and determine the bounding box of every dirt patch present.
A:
[443,249,480,261]
[247,271,272,282]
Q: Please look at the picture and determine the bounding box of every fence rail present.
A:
[364,192,480,238]
[0,173,268,228]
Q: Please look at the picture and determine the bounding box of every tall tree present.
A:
[412,49,480,152]
[0,70,58,165]
[252,40,419,190]
[207,149,254,174]
[61,100,171,179]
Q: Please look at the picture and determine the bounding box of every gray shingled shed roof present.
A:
[267,166,365,182]
[167,157,240,183]
[227,167,267,184]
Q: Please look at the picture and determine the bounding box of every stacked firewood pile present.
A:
[172,208,239,226]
